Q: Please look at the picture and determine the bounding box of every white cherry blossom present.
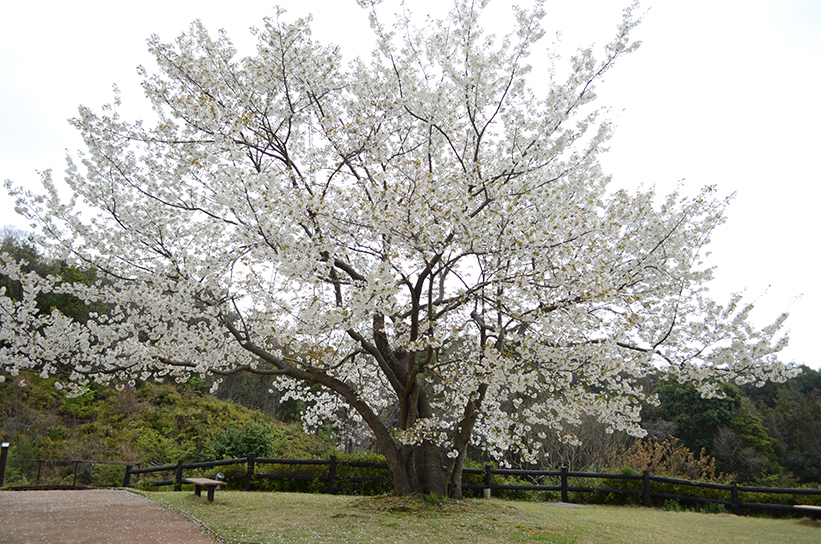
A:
[1,0,793,497]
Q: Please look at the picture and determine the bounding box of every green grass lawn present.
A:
[146,490,820,544]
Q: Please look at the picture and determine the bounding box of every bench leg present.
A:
[194,484,202,497]
[207,486,216,502]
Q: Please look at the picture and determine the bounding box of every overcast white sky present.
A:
[1,1,819,368]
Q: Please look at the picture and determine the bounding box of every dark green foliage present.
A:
[206,364,309,424]
[332,452,393,496]
[653,380,742,454]
[202,422,276,460]
[662,499,684,512]
[209,452,393,495]
[588,468,643,506]
[0,230,107,324]
[791,366,821,398]
[459,460,551,502]
[207,371,286,418]
[730,409,780,464]
[646,377,821,483]
[741,366,821,484]
[711,406,781,481]
[4,458,128,488]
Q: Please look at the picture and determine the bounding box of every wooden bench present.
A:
[184,478,227,502]
[794,505,821,520]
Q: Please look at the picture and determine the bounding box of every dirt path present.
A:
[0,489,219,543]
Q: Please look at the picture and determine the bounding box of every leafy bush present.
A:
[206,452,391,496]
[202,422,276,460]
[663,499,683,512]
[459,460,556,502]
[608,437,732,484]
[248,459,328,494]
[574,467,642,506]
[697,501,729,514]
[333,452,392,496]
[136,427,195,464]
[485,471,548,502]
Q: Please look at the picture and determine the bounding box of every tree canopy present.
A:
[1,0,793,497]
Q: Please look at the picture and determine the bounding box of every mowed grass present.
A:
[146,491,820,544]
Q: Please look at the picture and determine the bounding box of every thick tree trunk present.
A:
[381,441,449,498]
[385,456,416,496]
[417,440,448,497]
[229,292,469,499]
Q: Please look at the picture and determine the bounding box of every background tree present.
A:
[0,228,104,324]
[742,366,821,483]
[647,379,784,481]
[651,380,741,454]
[1,0,793,498]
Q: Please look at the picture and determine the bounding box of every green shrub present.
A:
[333,452,392,496]
[201,422,276,460]
[697,501,729,514]
[459,460,558,502]
[91,463,128,487]
[663,499,683,512]
[135,427,194,464]
[572,467,642,506]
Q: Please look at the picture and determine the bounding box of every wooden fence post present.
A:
[327,455,337,495]
[731,482,740,516]
[245,453,256,491]
[36,460,43,486]
[484,465,492,499]
[174,459,184,491]
[560,466,569,503]
[0,443,9,487]
[642,471,651,507]
[72,461,79,488]
[123,465,133,487]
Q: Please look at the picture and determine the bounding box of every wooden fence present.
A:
[122,455,821,516]
[123,454,391,495]
[1,458,131,488]
[462,466,821,515]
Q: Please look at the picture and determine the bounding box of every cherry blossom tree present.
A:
[1,0,793,498]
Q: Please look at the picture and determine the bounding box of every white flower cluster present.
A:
[1,0,793,488]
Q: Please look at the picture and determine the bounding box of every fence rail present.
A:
[3,449,819,517]
[123,454,390,495]
[1,458,131,488]
[120,455,821,516]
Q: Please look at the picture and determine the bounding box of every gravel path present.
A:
[0,489,219,544]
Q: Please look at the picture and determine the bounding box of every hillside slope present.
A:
[0,375,333,466]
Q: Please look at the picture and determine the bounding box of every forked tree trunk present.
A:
[380,441,454,498]
[265,324,476,499]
